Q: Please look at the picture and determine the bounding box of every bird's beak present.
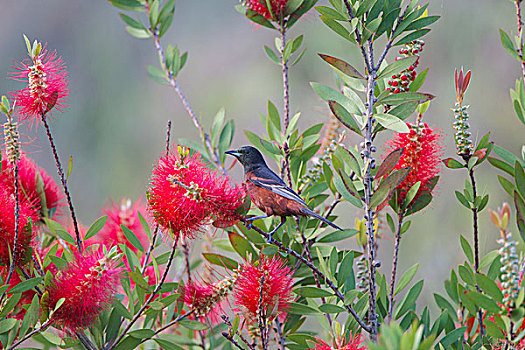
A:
[225,149,241,158]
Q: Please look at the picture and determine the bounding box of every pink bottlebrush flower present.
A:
[245,0,289,21]
[10,44,69,125]
[96,198,150,253]
[147,147,245,241]
[384,123,444,206]
[311,332,367,350]
[233,255,293,322]
[182,277,235,323]
[0,185,38,266]
[45,248,121,330]
[0,153,64,220]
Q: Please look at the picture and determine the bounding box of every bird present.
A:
[225,145,343,238]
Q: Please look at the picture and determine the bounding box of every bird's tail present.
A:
[301,207,343,231]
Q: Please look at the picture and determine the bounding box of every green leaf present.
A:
[319,54,364,80]
[319,16,352,41]
[455,191,470,209]
[0,318,18,334]
[409,68,429,92]
[405,15,440,31]
[311,82,362,115]
[439,327,467,348]
[465,291,501,313]
[394,264,419,296]
[109,0,143,11]
[294,287,333,298]
[202,253,238,271]
[515,161,525,199]
[377,56,418,79]
[121,225,145,253]
[375,148,403,180]
[318,304,346,313]
[84,216,108,241]
[218,120,235,159]
[328,100,362,135]
[318,229,358,243]
[9,277,43,294]
[228,232,256,260]
[375,113,410,133]
[147,65,167,84]
[394,29,431,46]
[460,235,473,264]
[179,320,209,331]
[370,167,410,208]
[44,218,76,246]
[515,191,525,240]
[126,27,150,39]
[153,338,184,350]
[443,158,464,169]
[267,100,281,132]
[376,92,435,105]
[264,45,280,64]
[500,29,522,61]
[119,13,144,29]
[488,157,514,176]
[394,280,423,319]
[333,173,363,208]
[476,273,503,302]
[210,107,225,147]
[288,302,320,315]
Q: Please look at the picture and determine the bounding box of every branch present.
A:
[374,4,411,71]
[222,315,256,350]
[40,113,82,252]
[387,213,404,322]
[150,27,224,174]
[139,311,193,345]
[246,223,371,333]
[516,0,525,83]
[7,320,52,350]
[107,236,180,350]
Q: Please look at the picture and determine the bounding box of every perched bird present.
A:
[225,146,342,237]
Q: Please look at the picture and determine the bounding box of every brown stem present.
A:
[151,27,224,173]
[274,318,286,350]
[142,120,172,273]
[182,240,192,282]
[516,0,525,83]
[279,24,292,187]
[139,311,193,345]
[222,315,256,350]
[7,320,52,350]
[107,236,180,350]
[246,223,371,333]
[388,213,404,322]
[40,114,81,252]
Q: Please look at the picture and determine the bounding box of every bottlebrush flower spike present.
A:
[96,198,149,252]
[45,247,121,330]
[243,0,289,21]
[384,123,444,209]
[182,276,235,322]
[0,186,38,266]
[9,37,69,126]
[147,146,245,241]
[0,153,64,221]
[310,332,367,350]
[233,255,293,323]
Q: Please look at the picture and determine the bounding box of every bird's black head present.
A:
[225,146,267,173]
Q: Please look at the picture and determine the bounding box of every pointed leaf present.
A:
[370,167,410,208]
[328,100,362,135]
[375,148,403,180]
[376,92,435,106]
[375,113,410,133]
[318,54,365,80]
[377,56,418,79]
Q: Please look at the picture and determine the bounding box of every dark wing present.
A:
[248,167,310,208]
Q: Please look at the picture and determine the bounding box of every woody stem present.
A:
[388,212,404,322]
[279,22,292,187]
[40,113,82,252]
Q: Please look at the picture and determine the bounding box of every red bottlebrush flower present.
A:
[233,255,293,322]
[310,332,367,350]
[96,198,150,253]
[0,186,38,266]
[182,278,233,323]
[10,45,69,126]
[0,153,64,220]
[147,147,245,241]
[244,0,289,20]
[45,248,121,330]
[384,123,444,207]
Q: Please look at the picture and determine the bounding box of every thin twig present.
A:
[7,320,52,350]
[182,240,192,282]
[246,223,371,333]
[222,315,256,350]
[107,236,180,350]
[273,317,286,350]
[222,332,247,350]
[150,26,224,173]
[139,311,193,345]
[374,4,411,71]
[141,120,172,273]
[40,113,82,252]
[257,275,269,350]
[516,0,525,83]
[387,213,404,322]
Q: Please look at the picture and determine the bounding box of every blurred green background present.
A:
[0,1,523,313]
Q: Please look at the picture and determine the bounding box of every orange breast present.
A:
[244,181,306,217]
